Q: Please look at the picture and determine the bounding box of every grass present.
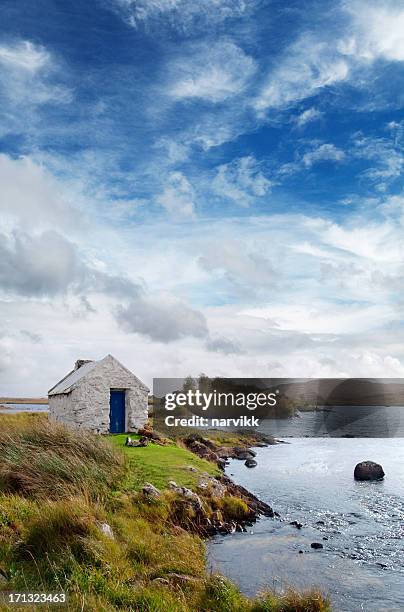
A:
[0,416,124,500]
[0,414,331,611]
[109,434,220,490]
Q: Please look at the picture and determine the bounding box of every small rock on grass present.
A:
[142,482,161,498]
[98,522,114,539]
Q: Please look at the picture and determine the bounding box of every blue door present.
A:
[109,390,125,433]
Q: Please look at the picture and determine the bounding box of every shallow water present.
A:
[208,438,404,612]
[0,403,48,413]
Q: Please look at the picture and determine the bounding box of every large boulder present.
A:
[354,461,385,481]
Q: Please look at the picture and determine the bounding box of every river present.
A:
[208,437,404,612]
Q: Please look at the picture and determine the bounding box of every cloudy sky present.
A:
[2,0,404,394]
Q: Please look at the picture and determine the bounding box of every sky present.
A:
[2,0,404,394]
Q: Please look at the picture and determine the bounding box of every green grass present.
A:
[109,434,220,491]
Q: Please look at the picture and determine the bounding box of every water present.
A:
[208,438,404,612]
[0,403,48,413]
[257,406,404,437]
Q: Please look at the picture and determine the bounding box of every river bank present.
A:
[0,413,330,611]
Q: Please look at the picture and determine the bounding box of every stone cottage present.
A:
[48,354,149,434]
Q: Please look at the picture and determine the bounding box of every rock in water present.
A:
[311,542,323,550]
[354,461,385,481]
[289,520,303,529]
[245,458,257,468]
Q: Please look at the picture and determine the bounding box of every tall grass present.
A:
[0,418,125,500]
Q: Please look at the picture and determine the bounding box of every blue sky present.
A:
[2,0,404,393]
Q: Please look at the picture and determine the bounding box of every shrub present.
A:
[19,498,97,559]
[252,588,331,612]
[0,419,125,500]
[219,496,250,521]
[199,575,248,612]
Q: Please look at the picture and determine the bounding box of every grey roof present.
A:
[48,354,150,396]
[48,360,98,396]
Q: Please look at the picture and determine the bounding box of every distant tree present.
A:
[182,375,196,392]
[198,373,211,394]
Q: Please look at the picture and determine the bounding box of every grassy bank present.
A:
[109,434,219,490]
[0,415,331,611]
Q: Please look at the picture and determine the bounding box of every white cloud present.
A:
[168,41,256,103]
[156,171,195,216]
[199,238,275,296]
[110,0,249,31]
[212,156,272,206]
[254,37,349,114]
[295,107,323,127]
[0,39,71,106]
[242,301,396,335]
[254,2,404,116]
[0,154,79,230]
[353,134,404,190]
[302,143,345,167]
[3,203,404,393]
[0,40,49,72]
[344,1,404,62]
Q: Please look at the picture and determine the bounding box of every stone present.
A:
[163,573,202,586]
[289,520,303,529]
[233,447,255,460]
[137,427,166,443]
[125,436,148,447]
[98,522,114,539]
[245,458,257,468]
[311,542,323,550]
[168,481,203,511]
[197,476,227,498]
[152,577,169,586]
[142,483,161,498]
[354,461,385,481]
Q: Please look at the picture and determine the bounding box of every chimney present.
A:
[74,359,93,370]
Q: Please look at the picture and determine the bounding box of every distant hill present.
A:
[268,378,404,407]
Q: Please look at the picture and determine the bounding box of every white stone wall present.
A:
[48,355,148,434]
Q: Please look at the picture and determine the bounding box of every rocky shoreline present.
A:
[137,427,278,536]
